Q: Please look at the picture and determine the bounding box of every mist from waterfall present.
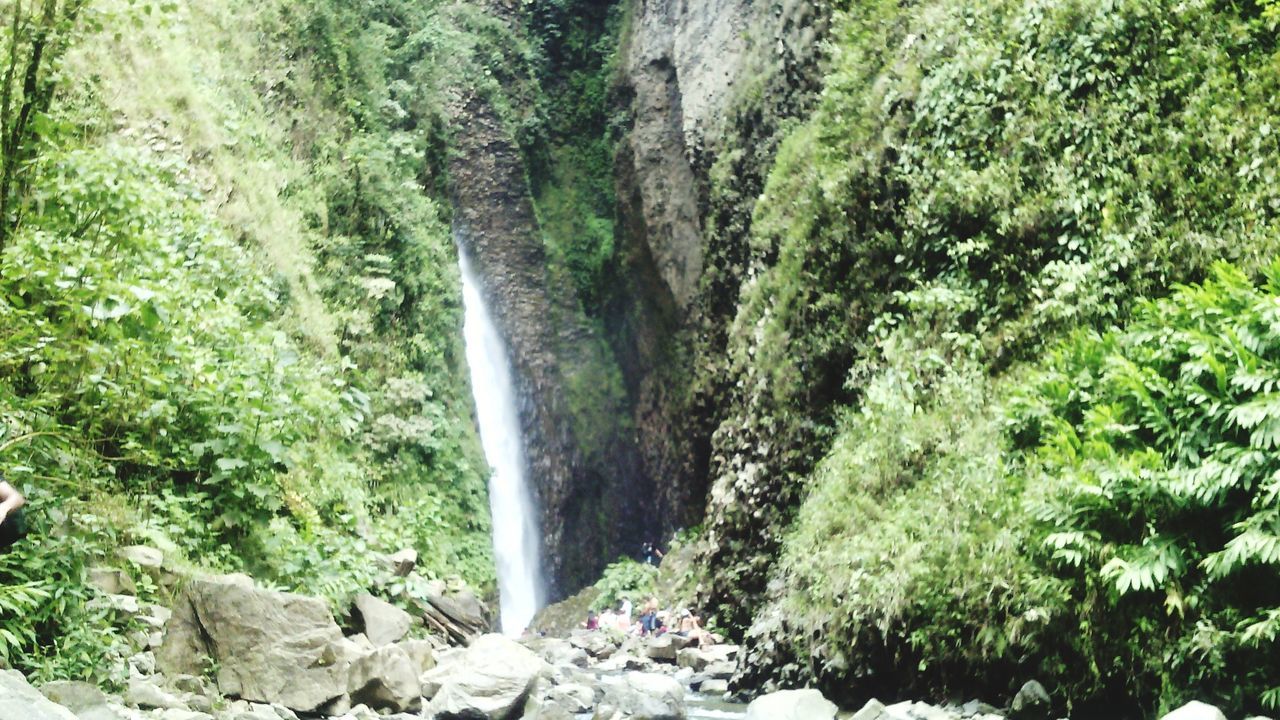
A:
[458,247,545,636]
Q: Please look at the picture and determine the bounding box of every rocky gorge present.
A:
[0,545,1248,720]
[2,0,1279,716]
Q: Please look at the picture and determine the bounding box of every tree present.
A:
[0,0,88,250]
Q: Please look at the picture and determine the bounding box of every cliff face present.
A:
[608,0,832,564]
[447,85,649,597]
[441,0,831,605]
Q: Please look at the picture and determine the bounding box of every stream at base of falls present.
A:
[686,692,749,719]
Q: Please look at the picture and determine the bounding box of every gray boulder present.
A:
[124,677,188,711]
[422,634,550,719]
[346,645,420,713]
[548,683,596,713]
[852,699,892,720]
[1160,702,1228,720]
[118,546,163,569]
[597,672,684,720]
[745,689,837,720]
[39,681,126,720]
[388,549,418,577]
[397,638,438,675]
[646,635,694,663]
[1009,680,1051,720]
[700,679,729,695]
[568,631,617,659]
[87,568,136,596]
[0,670,79,720]
[523,698,574,720]
[525,637,590,668]
[703,661,735,680]
[352,594,413,647]
[156,575,348,713]
[39,681,109,713]
[675,648,707,672]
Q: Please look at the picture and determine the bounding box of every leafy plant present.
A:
[592,557,658,612]
[1013,261,1280,712]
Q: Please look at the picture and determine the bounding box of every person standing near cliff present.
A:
[0,477,27,550]
[642,540,664,566]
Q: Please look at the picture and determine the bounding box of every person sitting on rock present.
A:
[0,477,27,551]
[676,609,719,648]
[584,610,599,630]
[640,597,661,635]
[618,597,633,628]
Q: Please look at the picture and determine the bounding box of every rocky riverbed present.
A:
[0,547,1254,720]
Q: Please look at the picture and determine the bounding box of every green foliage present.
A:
[0,0,91,248]
[745,289,1064,705]
[711,0,1280,713]
[524,0,623,312]
[1010,261,1280,712]
[592,557,658,612]
[0,491,137,686]
[0,0,497,681]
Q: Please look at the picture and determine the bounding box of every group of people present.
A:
[584,595,721,648]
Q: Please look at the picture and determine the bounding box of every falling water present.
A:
[458,246,545,635]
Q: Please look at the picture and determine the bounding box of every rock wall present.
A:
[441,0,831,605]
[608,0,832,544]
[446,82,650,597]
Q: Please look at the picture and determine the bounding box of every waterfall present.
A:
[458,246,545,635]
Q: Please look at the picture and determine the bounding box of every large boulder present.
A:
[39,681,110,713]
[347,645,420,713]
[745,689,837,720]
[156,575,348,713]
[397,638,439,675]
[351,594,414,647]
[0,670,78,720]
[596,672,684,720]
[1008,680,1051,720]
[124,677,189,711]
[388,548,418,577]
[645,634,693,663]
[568,631,617,659]
[1160,702,1228,720]
[87,568,136,596]
[422,634,550,719]
[523,637,589,668]
[675,648,707,672]
[523,698,574,720]
[547,683,596,714]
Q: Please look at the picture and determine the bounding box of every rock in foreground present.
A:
[745,688,837,720]
[423,634,550,719]
[1160,702,1228,720]
[0,670,78,720]
[596,671,685,720]
[157,575,348,712]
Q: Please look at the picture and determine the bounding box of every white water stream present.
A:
[458,248,545,635]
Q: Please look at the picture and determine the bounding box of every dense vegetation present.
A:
[700,0,1280,715]
[4,0,1280,715]
[0,0,500,681]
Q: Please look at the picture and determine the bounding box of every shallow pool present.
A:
[686,690,749,720]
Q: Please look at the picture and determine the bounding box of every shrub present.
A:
[1012,261,1280,713]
